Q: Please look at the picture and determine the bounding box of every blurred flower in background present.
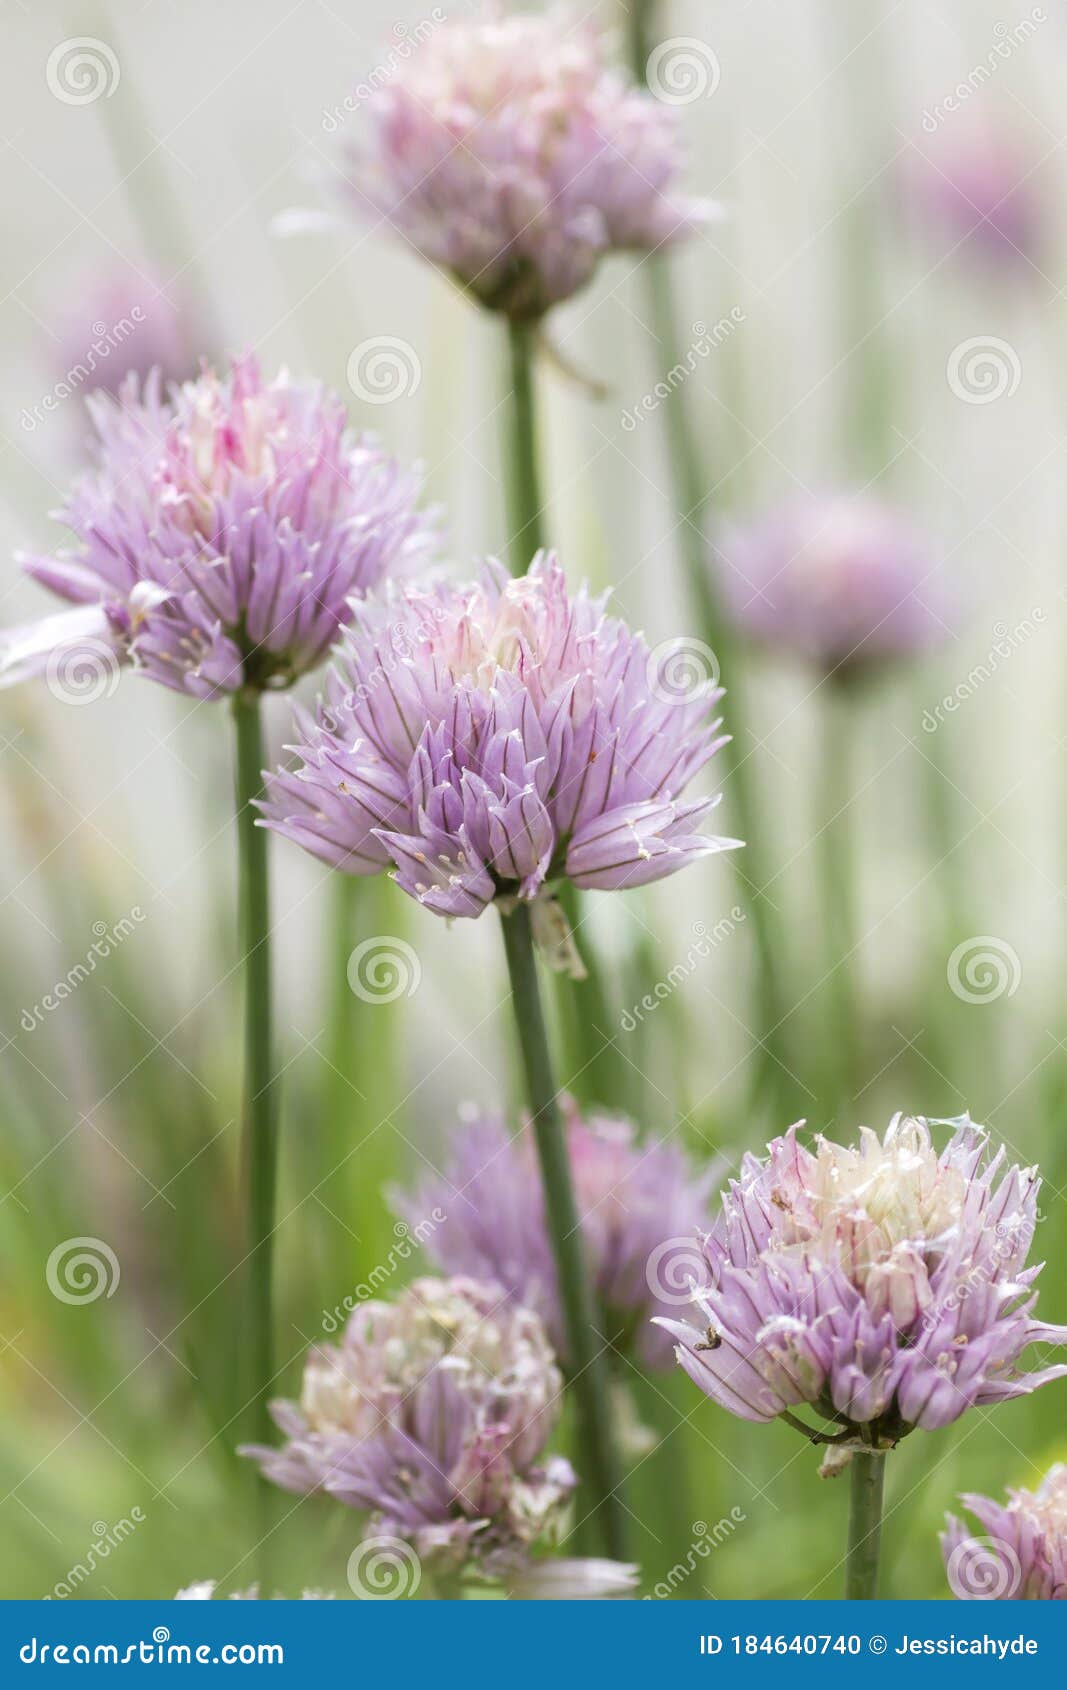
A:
[340,5,713,318]
[718,493,945,675]
[395,1100,724,1367]
[241,1275,635,1595]
[659,1114,1067,1439]
[942,1464,1067,1599]
[263,553,737,923]
[0,353,432,696]
[50,262,198,401]
[900,127,1044,271]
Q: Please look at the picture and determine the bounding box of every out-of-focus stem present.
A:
[499,902,628,1560]
[816,679,860,1122]
[232,691,277,1569]
[626,2,793,1113]
[845,1453,885,1599]
[505,317,546,570]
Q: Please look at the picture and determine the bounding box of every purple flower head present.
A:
[658,1114,1067,1447]
[902,130,1043,269]
[942,1465,1067,1600]
[176,1583,332,1600]
[240,1276,571,1577]
[395,1100,724,1368]
[720,494,945,674]
[343,6,712,319]
[1,353,431,699]
[51,263,197,402]
[262,553,737,925]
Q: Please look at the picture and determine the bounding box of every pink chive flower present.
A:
[942,1465,1067,1600]
[720,494,944,673]
[261,553,736,923]
[658,1115,1067,1445]
[239,1275,636,1596]
[395,1101,724,1368]
[176,1584,332,1600]
[0,354,431,698]
[343,6,712,319]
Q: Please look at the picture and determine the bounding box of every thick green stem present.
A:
[500,903,628,1559]
[816,683,860,1122]
[232,694,278,1477]
[505,317,545,571]
[845,1453,885,1598]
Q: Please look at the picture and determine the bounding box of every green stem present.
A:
[499,903,628,1559]
[626,2,795,1116]
[232,694,278,1504]
[817,682,860,1123]
[505,317,545,571]
[845,1453,885,1598]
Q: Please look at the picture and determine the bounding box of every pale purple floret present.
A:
[942,1465,1067,1600]
[902,130,1043,267]
[240,1275,636,1596]
[50,263,197,402]
[261,553,737,921]
[658,1114,1067,1443]
[720,493,945,673]
[395,1101,724,1368]
[343,6,713,318]
[1,354,431,698]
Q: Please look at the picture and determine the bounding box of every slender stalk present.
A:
[816,679,860,1123]
[845,1453,885,1598]
[626,2,793,1113]
[500,903,627,1559]
[232,693,278,1481]
[505,317,545,570]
